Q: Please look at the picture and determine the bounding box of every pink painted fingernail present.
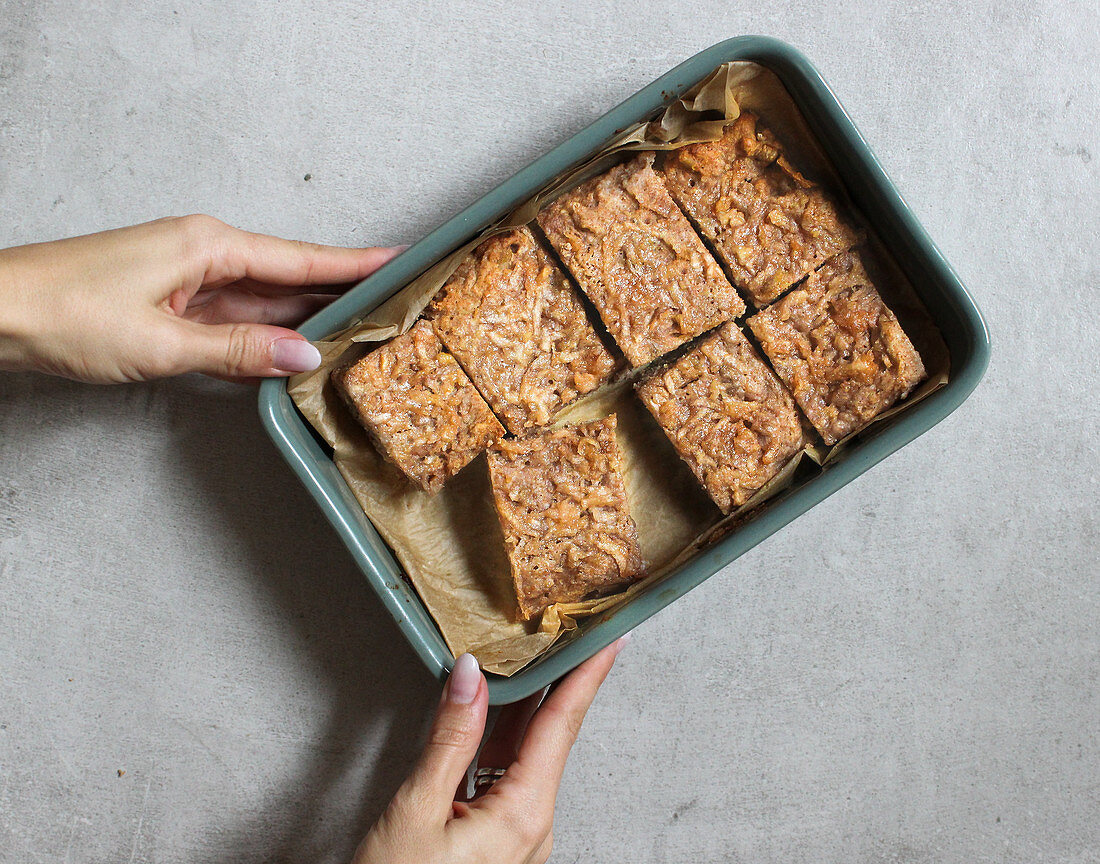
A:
[447,653,480,704]
[272,338,321,372]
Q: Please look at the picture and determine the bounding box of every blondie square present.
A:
[428,227,616,435]
[486,415,645,619]
[662,112,861,307]
[747,250,926,444]
[332,319,504,493]
[537,152,744,367]
[635,321,805,513]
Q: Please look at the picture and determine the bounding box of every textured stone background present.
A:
[1,2,1097,862]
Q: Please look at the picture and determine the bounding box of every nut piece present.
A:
[635,322,806,513]
[487,415,645,620]
[747,250,926,445]
[428,227,617,435]
[537,152,744,367]
[332,319,504,493]
[662,112,861,307]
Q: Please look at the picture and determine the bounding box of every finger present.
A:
[167,319,322,377]
[229,231,405,287]
[182,290,333,327]
[394,653,489,823]
[167,216,404,305]
[503,637,629,803]
[476,690,547,779]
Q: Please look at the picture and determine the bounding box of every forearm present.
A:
[0,245,41,373]
[0,239,93,378]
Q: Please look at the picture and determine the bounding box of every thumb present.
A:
[170,319,322,378]
[395,654,488,822]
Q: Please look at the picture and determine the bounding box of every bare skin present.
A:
[355,641,626,864]
[0,215,401,383]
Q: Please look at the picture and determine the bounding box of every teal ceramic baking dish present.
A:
[258,36,990,704]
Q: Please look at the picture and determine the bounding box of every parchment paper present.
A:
[287,62,950,675]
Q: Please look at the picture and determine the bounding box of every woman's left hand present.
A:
[0,215,402,383]
[355,639,627,864]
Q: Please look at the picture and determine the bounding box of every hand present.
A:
[356,638,628,864]
[0,215,402,383]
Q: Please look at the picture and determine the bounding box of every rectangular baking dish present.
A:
[258,36,990,705]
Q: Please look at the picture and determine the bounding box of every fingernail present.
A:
[272,338,322,372]
[447,653,480,704]
[613,633,633,654]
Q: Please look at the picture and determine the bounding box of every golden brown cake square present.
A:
[486,415,645,620]
[635,321,805,513]
[428,227,617,435]
[332,319,504,493]
[537,152,744,367]
[746,250,926,445]
[662,112,861,307]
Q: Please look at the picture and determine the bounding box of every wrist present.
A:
[0,248,45,373]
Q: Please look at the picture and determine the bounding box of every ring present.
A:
[472,766,507,793]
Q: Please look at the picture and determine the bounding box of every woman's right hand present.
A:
[354,638,628,864]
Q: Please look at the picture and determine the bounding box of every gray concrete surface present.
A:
[1,1,1097,861]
